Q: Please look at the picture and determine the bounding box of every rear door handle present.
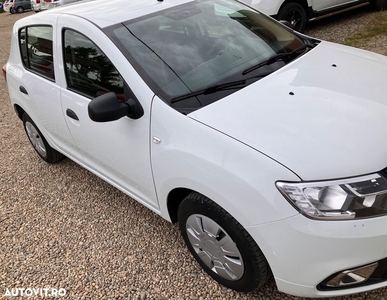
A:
[66,109,79,121]
[19,85,28,95]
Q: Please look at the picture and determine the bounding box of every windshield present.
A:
[106,0,306,113]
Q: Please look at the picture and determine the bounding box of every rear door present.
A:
[8,21,79,160]
[56,15,159,210]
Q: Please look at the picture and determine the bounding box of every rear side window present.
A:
[63,29,124,99]
[19,26,55,80]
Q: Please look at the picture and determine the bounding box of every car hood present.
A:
[189,41,387,181]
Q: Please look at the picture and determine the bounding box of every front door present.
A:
[56,15,159,210]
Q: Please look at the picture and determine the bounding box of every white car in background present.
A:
[240,0,387,32]
[30,0,42,12]
[5,0,387,297]
[3,0,14,13]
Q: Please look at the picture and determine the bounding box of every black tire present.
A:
[277,2,307,32]
[374,0,387,10]
[22,113,64,163]
[10,7,15,14]
[178,192,269,292]
[16,6,24,13]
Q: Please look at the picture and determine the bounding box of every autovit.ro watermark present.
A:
[3,288,66,297]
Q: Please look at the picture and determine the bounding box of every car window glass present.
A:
[109,0,303,110]
[19,26,54,80]
[63,29,124,100]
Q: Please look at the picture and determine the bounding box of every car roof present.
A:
[36,0,195,28]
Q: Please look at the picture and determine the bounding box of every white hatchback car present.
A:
[4,0,387,297]
[30,0,42,12]
[240,0,387,32]
[3,0,14,13]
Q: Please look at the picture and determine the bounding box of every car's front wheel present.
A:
[16,6,24,13]
[22,113,63,163]
[277,2,307,32]
[178,192,269,292]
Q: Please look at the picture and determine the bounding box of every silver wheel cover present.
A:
[25,121,47,158]
[186,214,244,281]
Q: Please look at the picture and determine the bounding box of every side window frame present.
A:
[18,25,55,82]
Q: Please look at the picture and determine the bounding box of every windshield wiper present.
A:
[242,43,315,75]
[171,73,271,104]
[171,80,245,103]
[170,44,315,104]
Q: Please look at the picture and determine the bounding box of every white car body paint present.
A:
[189,41,387,181]
[5,0,387,297]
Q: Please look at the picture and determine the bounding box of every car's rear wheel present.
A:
[22,113,63,163]
[374,0,387,10]
[10,7,15,13]
[178,192,269,292]
[277,2,307,32]
[16,6,24,13]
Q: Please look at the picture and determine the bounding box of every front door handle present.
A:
[66,109,79,121]
[19,85,28,95]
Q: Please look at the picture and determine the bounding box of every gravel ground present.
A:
[305,5,387,56]
[1,7,387,300]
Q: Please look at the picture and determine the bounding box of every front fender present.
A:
[151,97,300,227]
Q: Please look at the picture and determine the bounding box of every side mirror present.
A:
[88,92,130,122]
[279,20,294,29]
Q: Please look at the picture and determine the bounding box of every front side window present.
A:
[106,0,309,112]
[19,26,55,80]
[63,29,124,100]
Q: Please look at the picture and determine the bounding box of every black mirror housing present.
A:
[88,92,130,122]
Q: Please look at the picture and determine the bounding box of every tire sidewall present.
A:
[277,2,307,32]
[22,113,62,163]
[178,194,267,292]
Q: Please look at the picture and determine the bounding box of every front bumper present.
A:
[246,214,387,297]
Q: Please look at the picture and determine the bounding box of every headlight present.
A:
[276,173,387,220]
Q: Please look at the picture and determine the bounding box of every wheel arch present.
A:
[178,192,272,291]
[14,104,26,120]
[167,187,194,223]
[168,188,275,283]
[280,0,310,13]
